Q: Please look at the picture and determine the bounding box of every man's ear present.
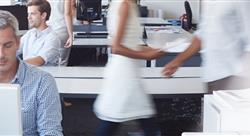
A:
[41,12,47,21]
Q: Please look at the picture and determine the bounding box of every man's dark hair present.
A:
[27,0,51,21]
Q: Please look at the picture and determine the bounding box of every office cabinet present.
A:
[203,91,250,133]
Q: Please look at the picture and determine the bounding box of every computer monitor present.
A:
[0,84,22,136]
[76,0,102,21]
[0,5,28,30]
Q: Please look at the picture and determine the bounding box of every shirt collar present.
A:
[34,26,51,38]
[11,58,27,86]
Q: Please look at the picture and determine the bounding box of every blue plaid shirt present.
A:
[11,60,63,136]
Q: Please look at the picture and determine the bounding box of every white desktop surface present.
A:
[139,17,168,25]
[72,26,190,51]
[40,67,205,95]
[41,67,201,78]
[0,84,22,136]
[73,38,109,46]
[54,78,204,95]
[146,26,193,52]
[73,37,145,47]
[145,26,193,67]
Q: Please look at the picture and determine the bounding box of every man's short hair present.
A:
[27,0,51,21]
[0,10,19,36]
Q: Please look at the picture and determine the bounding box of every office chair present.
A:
[138,5,148,17]
[76,0,102,21]
[184,0,192,30]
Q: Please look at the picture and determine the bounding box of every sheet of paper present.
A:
[160,38,190,52]
[146,27,183,34]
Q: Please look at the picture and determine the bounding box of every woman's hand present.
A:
[142,46,166,60]
[64,36,73,48]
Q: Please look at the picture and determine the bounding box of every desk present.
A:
[71,26,109,66]
[146,26,193,50]
[72,25,109,66]
[139,17,171,26]
[72,21,188,48]
[145,26,195,67]
[42,67,205,135]
[72,18,171,47]
[73,38,109,47]
[71,25,193,66]
[55,78,204,96]
[41,67,205,96]
[41,67,201,78]
[73,24,108,47]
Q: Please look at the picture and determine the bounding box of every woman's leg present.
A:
[96,120,119,136]
[138,118,161,136]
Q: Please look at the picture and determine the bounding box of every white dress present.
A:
[94,0,155,122]
[47,0,70,66]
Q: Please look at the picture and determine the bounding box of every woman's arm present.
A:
[162,36,201,77]
[64,0,73,48]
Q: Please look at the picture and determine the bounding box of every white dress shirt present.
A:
[196,1,250,82]
[19,26,61,66]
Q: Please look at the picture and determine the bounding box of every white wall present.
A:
[102,0,201,23]
[0,0,15,5]
[141,0,200,23]
[2,0,201,22]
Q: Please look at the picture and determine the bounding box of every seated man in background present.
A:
[0,10,63,135]
[19,0,60,66]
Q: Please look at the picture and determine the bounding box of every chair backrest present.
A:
[76,0,102,21]
[184,0,192,30]
[138,5,148,17]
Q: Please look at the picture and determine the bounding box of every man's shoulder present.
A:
[23,63,53,79]
[21,28,36,38]
[45,27,60,41]
[25,28,36,35]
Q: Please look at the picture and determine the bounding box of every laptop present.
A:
[0,84,22,136]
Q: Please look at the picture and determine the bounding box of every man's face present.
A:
[0,27,19,73]
[27,6,44,29]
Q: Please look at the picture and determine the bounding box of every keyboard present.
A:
[74,32,108,38]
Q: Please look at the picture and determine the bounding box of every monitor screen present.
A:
[0,5,28,30]
[76,0,102,21]
[0,84,22,135]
